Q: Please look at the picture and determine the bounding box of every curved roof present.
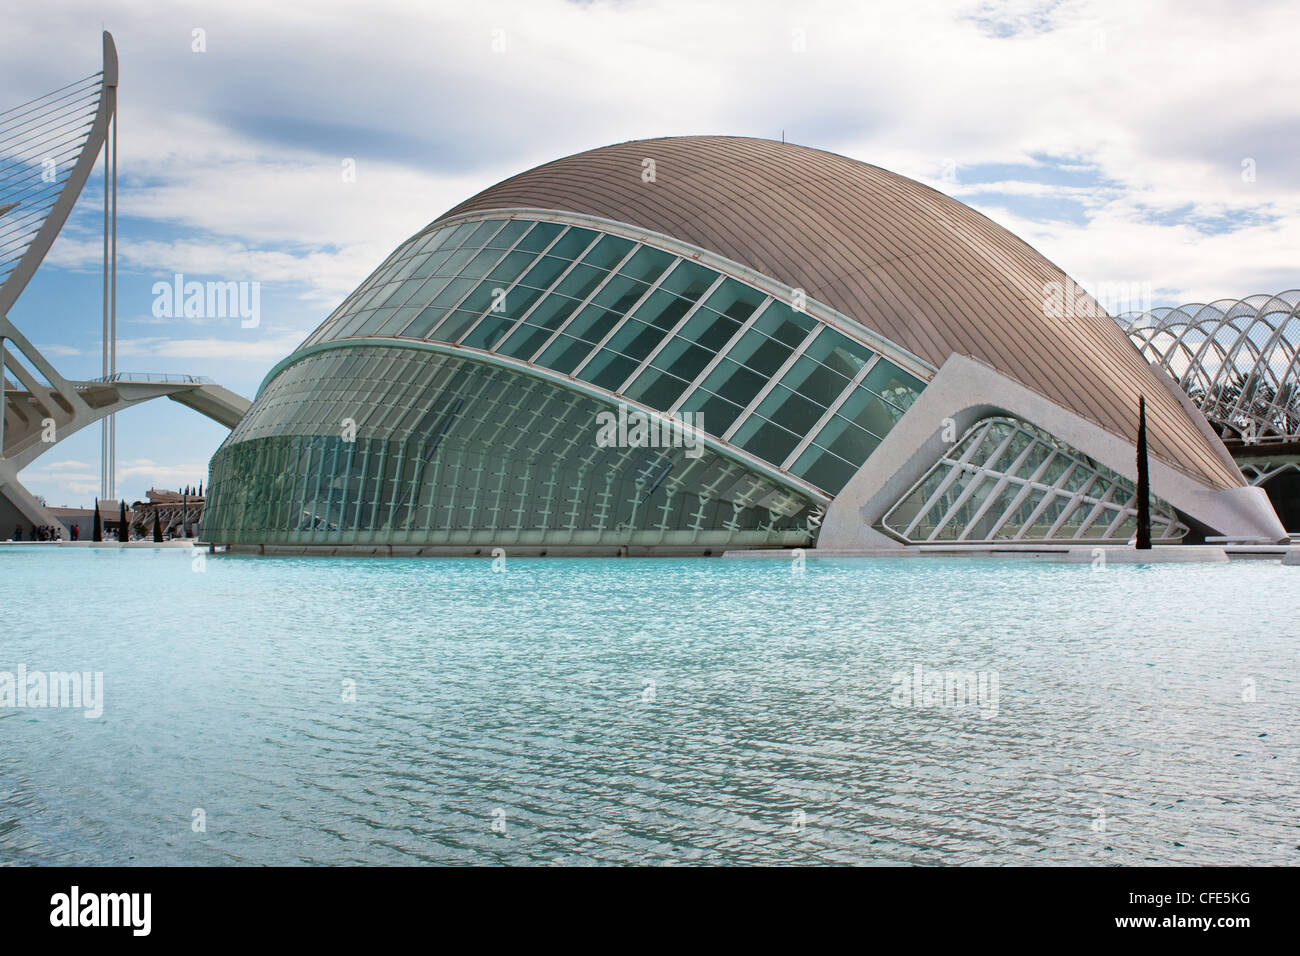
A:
[440,135,1241,490]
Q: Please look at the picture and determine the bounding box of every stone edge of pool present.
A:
[5,540,1299,564]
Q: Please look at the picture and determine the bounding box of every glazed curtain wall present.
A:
[879,417,1188,544]
[295,215,926,496]
[204,346,818,549]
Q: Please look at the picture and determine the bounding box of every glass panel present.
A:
[732,415,803,464]
[591,274,651,314]
[576,348,639,392]
[725,328,795,378]
[790,445,859,493]
[514,221,564,253]
[620,247,675,284]
[485,219,532,249]
[754,301,816,347]
[581,234,635,270]
[622,366,692,411]
[779,354,852,408]
[631,288,694,331]
[701,278,766,322]
[678,388,745,436]
[861,361,925,411]
[753,384,823,435]
[535,335,595,375]
[697,358,767,410]
[658,260,715,300]
[463,219,505,246]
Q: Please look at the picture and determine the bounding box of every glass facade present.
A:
[205,346,818,550]
[295,215,926,496]
[878,417,1188,544]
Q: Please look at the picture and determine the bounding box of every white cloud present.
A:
[9,0,1300,327]
[115,331,307,363]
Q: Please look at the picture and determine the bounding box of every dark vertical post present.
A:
[1136,395,1152,550]
[92,502,102,542]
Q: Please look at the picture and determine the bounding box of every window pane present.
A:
[780,354,852,407]
[754,384,823,434]
[790,445,859,493]
[727,328,795,378]
[658,260,715,299]
[754,301,815,346]
[677,307,743,352]
[581,234,635,270]
[631,288,694,331]
[620,247,675,284]
[862,361,925,411]
[577,349,639,391]
[536,335,595,374]
[485,219,532,249]
[623,366,692,410]
[702,278,766,322]
[650,336,713,382]
[699,359,767,409]
[732,416,802,464]
[679,388,745,435]
[514,221,564,253]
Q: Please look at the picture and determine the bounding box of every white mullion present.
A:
[721,325,823,443]
[953,431,1026,541]
[779,353,881,470]
[456,230,602,347]
[1102,487,1140,538]
[1046,470,1102,540]
[978,434,1050,539]
[931,430,1018,542]
[899,422,996,540]
[1072,480,1123,539]
[517,242,644,362]
[667,297,773,416]
[1011,455,1083,541]
[570,259,683,378]
[614,273,726,395]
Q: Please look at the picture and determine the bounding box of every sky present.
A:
[3,0,1298,508]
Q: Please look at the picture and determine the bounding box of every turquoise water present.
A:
[0,546,1296,866]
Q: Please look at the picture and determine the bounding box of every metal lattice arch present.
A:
[202,136,1286,552]
[1120,291,1300,443]
[0,33,250,535]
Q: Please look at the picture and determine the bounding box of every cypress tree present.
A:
[119,501,128,542]
[1136,394,1152,550]
[153,510,163,542]
[92,502,103,542]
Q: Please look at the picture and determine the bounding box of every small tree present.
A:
[1136,395,1152,550]
[119,501,128,542]
[153,510,163,542]
[92,502,103,542]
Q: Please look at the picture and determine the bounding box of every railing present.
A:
[88,372,214,385]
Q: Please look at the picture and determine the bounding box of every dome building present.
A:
[202,136,1285,553]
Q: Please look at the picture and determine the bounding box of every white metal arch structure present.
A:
[1120,291,1300,443]
[0,33,250,535]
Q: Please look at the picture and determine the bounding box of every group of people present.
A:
[12,523,74,541]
